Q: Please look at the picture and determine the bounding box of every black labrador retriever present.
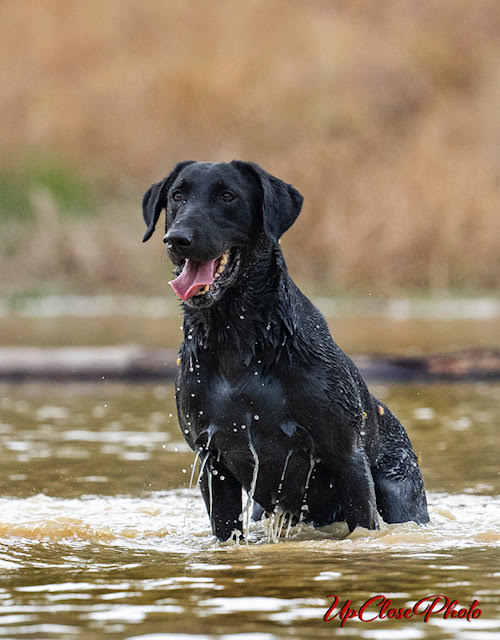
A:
[142,161,429,541]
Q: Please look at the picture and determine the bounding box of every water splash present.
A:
[0,492,498,552]
[198,450,211,487]
[259,450,295,544]
[300,457,316,520]
[188,450,200,492]
[277,450,292,499]
[266,508,287,544]
[185,450,201,517]
[264,509,297,544]
[242,423,260,542]
[196,424,219,499]
[207,464,213,521]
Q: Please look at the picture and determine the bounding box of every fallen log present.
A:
[0,346,177,382]
[354,350,500,382]
[0,346,498,383]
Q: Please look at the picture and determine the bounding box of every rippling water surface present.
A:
[0,382,499,640]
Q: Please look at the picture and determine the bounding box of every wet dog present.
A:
[142,161,429,541]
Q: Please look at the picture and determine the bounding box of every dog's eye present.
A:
[172,191,183,202]
[222,191,236,202]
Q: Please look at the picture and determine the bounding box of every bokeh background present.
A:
[1,0,499,297]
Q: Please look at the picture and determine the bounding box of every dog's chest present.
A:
[176,352,299,448]
[181,357,275,415]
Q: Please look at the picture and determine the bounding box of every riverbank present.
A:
[2,294,499,382]
[2,293,500,320]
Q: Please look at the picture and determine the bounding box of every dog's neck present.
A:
[181,235,302,365]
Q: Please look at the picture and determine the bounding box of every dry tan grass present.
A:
[0,0,499,295]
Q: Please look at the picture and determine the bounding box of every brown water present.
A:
[0,381,499,640]
[2,312,499,354]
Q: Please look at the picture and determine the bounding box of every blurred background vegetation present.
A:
[1,0,499,297]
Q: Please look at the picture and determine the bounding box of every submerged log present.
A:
[355,350,500,382]
[0,346,498,383]
[0,346,177,382]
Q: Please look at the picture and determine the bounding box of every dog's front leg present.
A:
[329,450,379,532]
[199,455,243,541]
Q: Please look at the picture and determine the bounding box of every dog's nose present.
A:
[163,230,193,252]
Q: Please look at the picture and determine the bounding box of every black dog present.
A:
[142,161,429,541]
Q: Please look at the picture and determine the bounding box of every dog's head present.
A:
[142,161,303,307]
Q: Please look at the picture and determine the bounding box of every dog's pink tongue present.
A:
[169,258,218,301]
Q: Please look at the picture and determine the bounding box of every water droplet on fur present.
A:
[254,415,260,420]
[240,315,245,320]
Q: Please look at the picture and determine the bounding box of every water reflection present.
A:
[0,382,498,639]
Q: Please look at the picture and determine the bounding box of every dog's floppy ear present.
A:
[234,161,303,241]
[142,161,194,242]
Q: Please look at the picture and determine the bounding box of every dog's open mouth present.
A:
[169,248,241,302]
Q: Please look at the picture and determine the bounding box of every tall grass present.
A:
[0,0,498,295]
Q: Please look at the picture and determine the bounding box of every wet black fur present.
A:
[142,161,429,541]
